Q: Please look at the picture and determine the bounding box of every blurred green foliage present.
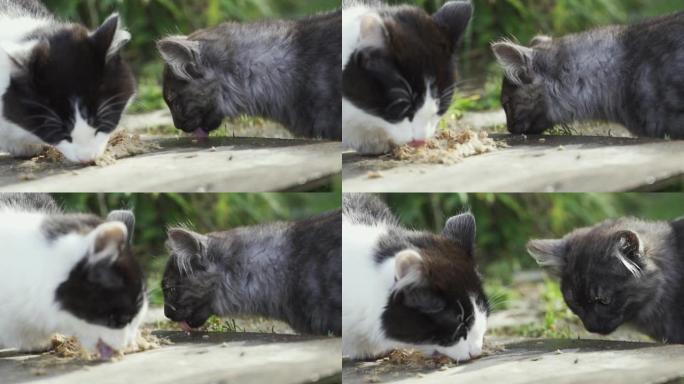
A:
[43,0,339,65]
[380,193,684,282]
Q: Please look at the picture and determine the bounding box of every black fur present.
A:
[1,0,135,160]
[343,1,471,124]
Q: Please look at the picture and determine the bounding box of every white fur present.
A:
[0,205,147,353]
[343,92,441,155]
[342,215,487,361]
[342,6,442,154]
[55,102,111,163]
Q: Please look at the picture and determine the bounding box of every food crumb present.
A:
[367,171,383,179]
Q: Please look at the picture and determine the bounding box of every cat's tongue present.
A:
[179,321,193,333]
[408,140,427,148]
[193,128,209,139]
[96,339,115,360]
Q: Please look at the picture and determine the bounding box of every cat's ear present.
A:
[433,0,473,46]
[615,230,644,277]
[530,35,552,47]
[106,210,135,245]
[527,238,567,276]
[166,228,208,273]
[157,36,202,81]
[87,221,129,264]
[394,249,424,284]
[91,13,131,61]
[0,40,48,75]
[491,40,535,85]
[442,212,476,257]
[359,14,387,50]
[394,250,444,313]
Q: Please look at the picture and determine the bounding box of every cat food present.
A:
[49,329,168,361]
[95,130,161,166]
[387,129,499,164]
[20,130,159,169]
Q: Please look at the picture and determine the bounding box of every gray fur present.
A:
[163,210,342,335]
[528,217,684,342]
[494,12,684,137]
[158,11,341,139]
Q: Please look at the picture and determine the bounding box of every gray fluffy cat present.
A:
[528,217,684,343]
[157,10,341,140]
[162,209,341,336]
[492,11,684,138]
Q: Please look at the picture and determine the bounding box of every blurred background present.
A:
[378,193,684,340]
[53,193,341,306]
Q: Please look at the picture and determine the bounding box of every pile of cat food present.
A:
[49,329,169,362]
[387,128,500,165]
[95,129,161,166]
[20,130,159,171]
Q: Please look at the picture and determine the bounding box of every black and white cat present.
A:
[342,0,472,154]
[492,11,684,137]
[0,194,147,358]
[162,209,341,336]
[342,194,488,361]
[157,10,341,140]
[528,217,684,343]
[0,0,135,163]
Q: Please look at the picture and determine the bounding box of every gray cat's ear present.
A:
[491,40,534,85]
[442,212,476,257]
[157,36,202,80]
[527,238,566,276]
[106,210,135,245]
[359,14,387,49]
[615,230,644,277]
[91,13,131,61]
[433,0,473,46]
[167,228,208,272]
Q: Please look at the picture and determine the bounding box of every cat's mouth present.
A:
[179,320,194,332]
[193,129,209,139]
[96,339,116,360]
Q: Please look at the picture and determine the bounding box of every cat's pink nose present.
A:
[408,140,426,148]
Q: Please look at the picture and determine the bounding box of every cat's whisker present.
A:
[96,93,129,113]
